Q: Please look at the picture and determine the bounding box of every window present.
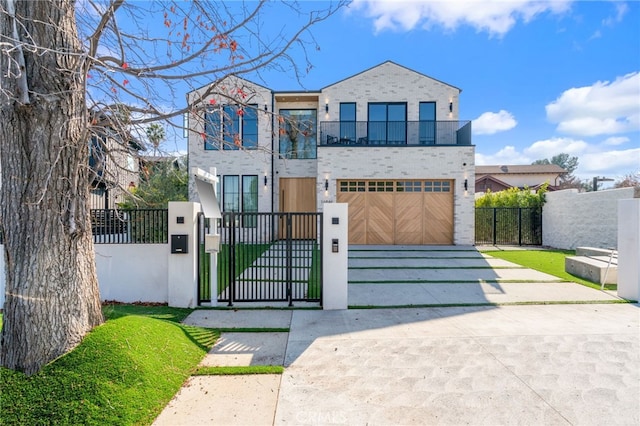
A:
[340,181,366,192]
[222,175,258,228]
[204,104,258,150]
[242,175,258,228]
[340,103,356,143]
[279,109,317,159]
[424,180,451,192]
[368,103,406,145]
[223,175,240,212]
[419,102,436,145]
[396,181,422,192]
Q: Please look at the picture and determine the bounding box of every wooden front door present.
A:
[279,177,317,239]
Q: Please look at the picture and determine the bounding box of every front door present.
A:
[279,177,317,239]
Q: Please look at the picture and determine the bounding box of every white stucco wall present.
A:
[95,244,169,303]
[542,187,640,250]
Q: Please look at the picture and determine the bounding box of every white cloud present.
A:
[475,145,528,165]
[545,72,640,137]
[473,110,517,135]
[602,2,628,26]
[523,137,589,158]
[603,136,629,146]
[349,0,572,36]
[476,137,640,181]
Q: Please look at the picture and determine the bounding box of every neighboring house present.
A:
[89,125,142,209]
[187,61,475,245]
[475,165,567,193]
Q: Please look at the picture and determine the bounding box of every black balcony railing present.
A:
[319,120,472,147]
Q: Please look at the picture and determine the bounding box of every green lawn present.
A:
[482,249,616,291]
[0,305,218,425]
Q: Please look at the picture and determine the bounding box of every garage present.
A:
[336,180,454,245]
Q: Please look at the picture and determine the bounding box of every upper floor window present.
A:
[279,109,317,159]
[339,103,356,143]
[205,104,258,150]
[419,101,436,145]
[368,103,406,145]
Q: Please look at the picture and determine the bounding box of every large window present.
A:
[367,102,406,145]
[339,103,356,143]
[205,104,258,150]
[279,109,317,159]
[242,176,258,227]
[419,102,436,145]
[222,175,258,228]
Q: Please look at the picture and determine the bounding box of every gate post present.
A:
[617,198,640,300]
[167,202,200,308]
[322,203,348,310]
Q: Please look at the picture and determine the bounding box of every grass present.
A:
[193,365,284,375]
[1,305,219,426]
[482,249,616,291]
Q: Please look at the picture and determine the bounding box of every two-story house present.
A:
[187,61,475,245]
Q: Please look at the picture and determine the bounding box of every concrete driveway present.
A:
[154,246,639,425]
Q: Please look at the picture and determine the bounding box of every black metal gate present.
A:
[198,212,323,306]
[475,207,542,245]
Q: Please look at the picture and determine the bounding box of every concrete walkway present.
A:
[153,247,639,425]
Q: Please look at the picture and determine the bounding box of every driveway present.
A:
[154,247,639,425]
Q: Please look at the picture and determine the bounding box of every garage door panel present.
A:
[367,194,393,245]
[396,193,423,244]
[337,192,366,245]
[423,192,453,244]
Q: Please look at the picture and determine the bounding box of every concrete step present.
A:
[565,255,617,284]
[576,246,617,257]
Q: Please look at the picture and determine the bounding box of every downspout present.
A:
[271,93,275,213]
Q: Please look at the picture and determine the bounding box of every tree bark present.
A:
[0,0,104,375]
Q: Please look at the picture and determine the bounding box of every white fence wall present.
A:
[543,187,640,250]
[95,244,169,304]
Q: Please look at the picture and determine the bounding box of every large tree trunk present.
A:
[0,0,104,375]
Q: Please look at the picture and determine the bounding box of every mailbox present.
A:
[205,234,220,253]
[171,234,188,254]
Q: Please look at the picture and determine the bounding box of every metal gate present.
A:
[475,207,542,245]
[198,212,323,306]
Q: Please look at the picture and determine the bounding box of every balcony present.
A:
[319,120,472,147]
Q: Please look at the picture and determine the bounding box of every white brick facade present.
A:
[187,61,475,245]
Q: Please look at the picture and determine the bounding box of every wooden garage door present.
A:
[337,179,454,245]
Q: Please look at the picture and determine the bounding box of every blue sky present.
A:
[88,0,638,185]
[239,0,640,184]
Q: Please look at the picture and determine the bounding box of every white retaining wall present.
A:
[543,187,640,250]
[95,244,169,304]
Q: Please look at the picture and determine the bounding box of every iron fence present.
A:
[319,120,472,146]
[91,209,168,244]
[475,207,542,246]
[198,212,322,306]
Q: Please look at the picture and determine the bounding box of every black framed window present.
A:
[278,109,317,159]
[367,102,406,145]
[340,102,356,144]
[242,175,258,228]
[204,104,258,150]
[419,102,436,145]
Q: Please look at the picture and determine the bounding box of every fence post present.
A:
[492,208,497,245]
[167,202,200,308]
[228,212,236,307]
[617,199,640,301]
[518,208,522,246]
[322,203,348,310]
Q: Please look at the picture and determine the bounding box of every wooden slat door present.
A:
[279,177,317,239]
[395,193,423,244]
[423,192,454,244]
[367,193,394,244]
[337,192,366,244]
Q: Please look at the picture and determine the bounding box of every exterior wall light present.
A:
[325,102,329,113]
[464,179,468,191]
[264,104,268,112]
[264,175,268,187]
[324,179,329,191]
[449,101,453,113]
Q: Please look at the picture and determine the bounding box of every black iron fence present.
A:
[319,120,472,146]
[198,212,322,306]
[475,207,542,246]
[91,209,168,244]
